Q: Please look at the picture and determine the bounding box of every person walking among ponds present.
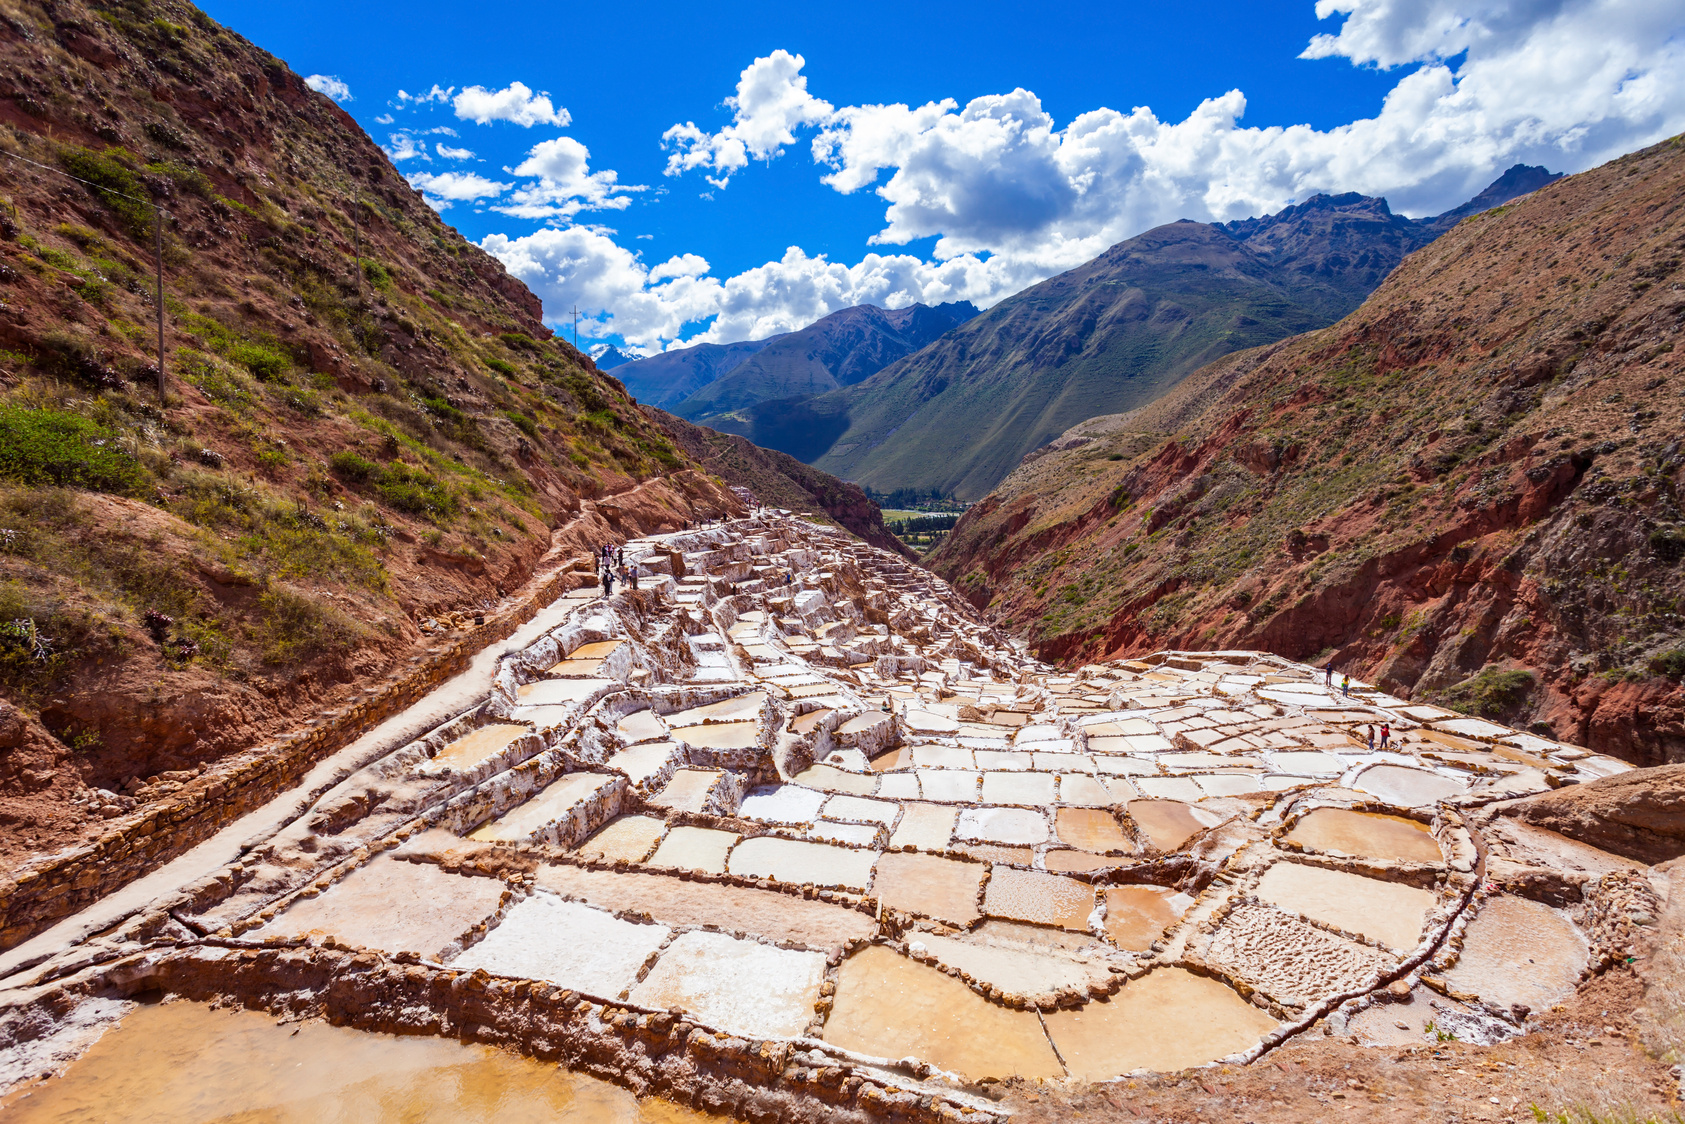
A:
[1324,661,1335,688]
[1379,723,1391,750]
[1366,723,1375,751]
[1341,674,1351,698]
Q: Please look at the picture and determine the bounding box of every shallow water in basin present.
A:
[665,692,766,727]
[1,999,724,1123]
[1126,800,1209,851]
[1043,967,1278,1079]
[821,945,1063,1081]
[872,850,986,924]
[671,722,760,750]
[431,723,529,771]
[1102,885,1187,950]
[1443,894,1589,1013]
[1254,862,1434,951]
[1285,808,1442,862]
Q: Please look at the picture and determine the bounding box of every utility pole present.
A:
[350,195,363,305]
[572,305,580,351]
[153,203,166,402]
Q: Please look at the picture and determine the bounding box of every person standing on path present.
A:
[1379,723,1391,750]
[1324,661,1335,688]
[1366,724,1375,751]
[1341,674,1351,698]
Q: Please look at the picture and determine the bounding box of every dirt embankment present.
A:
[932,134,1685,765]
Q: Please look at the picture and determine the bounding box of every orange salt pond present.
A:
[1102,885,1188,949]
[913,932,1110,1005]
[1127,799,1213,851]
[821,945,1063,1081]
[1056,807,1131,852]
[1044,967,1278,1078]
[616,708,668,744]
[984,866,1095,930]
[872,851,986,924]
[1254,861,1435,950]
[1,999,729,1124]
[430,723,530,772]
[789,708,833,735]
[1284,808,1442,862]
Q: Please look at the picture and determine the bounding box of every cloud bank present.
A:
[480,0,1685,350]
[304,74,352,103]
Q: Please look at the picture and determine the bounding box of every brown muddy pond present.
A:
[2,1000,726,1123]
[1284,808,1442,863]
[430,723,530,772]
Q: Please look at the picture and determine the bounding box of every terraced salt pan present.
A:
[727,836,878,889]
[1059,774,1114,805]
[429,723,530,772]
[253,857,504,958]
[647,769,721,813]
[664,693,765,729]
[1128,800,1218,851]
[1285,808,1442,862]
[630,930,826,1038]
[1134,776,1205,802]
[822,945,1063,1081]
[1102,885,1189,950]
[604,741,676,787]
[1354,764,1469,806]
[647,826,739,873]
[919,769,981,802]
[956,806,1048,845]
[615,708,667,744]
[1254,862,1435,951]
[914,932,1111,1003]
[739,785,825,824]
[873,851,985,925]
[469,772,615,842]
[1056,807,1131,853]
[514,677,613,708]
[887,803,957,850]
[981,771,1056,805]
[572,814,666,863]
[1204,904,1391,1007]
[449,894,669,998]
[823,794,900,824]
[984,867,1095,931]
[791,763,878,795]
[1043,967,1278,1079]
[672,721,760,750]
[1443,894,1590,1013]
[875,773,921,800]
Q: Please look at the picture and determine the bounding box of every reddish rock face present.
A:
[930,137,1685,765]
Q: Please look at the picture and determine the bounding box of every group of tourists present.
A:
[1325,661,1392,748]
[597,543,637,595]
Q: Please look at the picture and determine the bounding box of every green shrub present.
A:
[484,357,516,378]
[421,396,465,425]
[0,406,149,494]
[375,462,457,520]
[57,146,154,239]
[328,450,378,482]
[499,332,541,353]
[257,584,362,665]
[362,260,393,290]
[1648,649,1685,679]
[501,410,538,438]
[226,340,291,381]
[1433,667,1535,718]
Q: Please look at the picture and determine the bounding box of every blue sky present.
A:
[203,0,1685,353]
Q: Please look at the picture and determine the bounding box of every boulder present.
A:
[1498,764,1685,863]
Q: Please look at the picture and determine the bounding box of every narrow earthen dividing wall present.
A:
[0,572,670,951]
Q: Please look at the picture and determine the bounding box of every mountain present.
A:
[928,137,1685,765]
[615,337,784,409]
[649,409,915,558]
[0,0,881,870]
[673,300,978,422]
[743,169,1558,500]
[590,344,635,370]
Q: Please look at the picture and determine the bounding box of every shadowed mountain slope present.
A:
[777,170,1558,499]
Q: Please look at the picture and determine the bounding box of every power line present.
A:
[0,146,172,402]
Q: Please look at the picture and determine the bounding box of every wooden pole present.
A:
[154,203,165,402]
[351,196,362,305]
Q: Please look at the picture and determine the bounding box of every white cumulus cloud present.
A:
[437,143,476,160]
[491,136,643,220]
[305,75,352,103]
[408,171,512,209]
[454,82,571,128]
[396,85,454,105]
[661,50,834,187]
[492,0,1685,352]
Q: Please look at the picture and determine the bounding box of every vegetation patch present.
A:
[1431,667,1535,719]
[0,406,150,495]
